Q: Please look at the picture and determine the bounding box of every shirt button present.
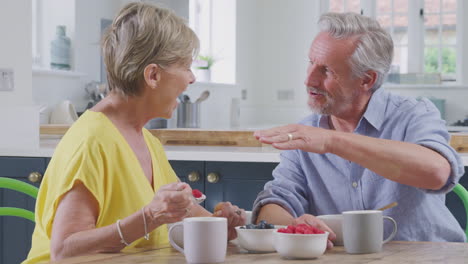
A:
[352,182,358,188]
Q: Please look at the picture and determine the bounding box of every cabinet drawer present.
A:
[169,160,204,193]
[0,157,46,178]
[205,162,278,180]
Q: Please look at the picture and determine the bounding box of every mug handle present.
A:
[382,216,398,244]
[168,222,184,254]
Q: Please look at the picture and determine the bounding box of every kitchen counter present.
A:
[0,136,282,162]
[1,136,467,165]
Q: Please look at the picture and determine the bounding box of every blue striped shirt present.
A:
[253,88,466,242]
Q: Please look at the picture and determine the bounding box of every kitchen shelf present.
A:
[32,67,86,78]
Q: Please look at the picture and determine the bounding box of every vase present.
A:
[196,69,211,82]
[50,25,71,70]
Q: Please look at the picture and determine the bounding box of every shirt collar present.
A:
[362,88,388,131]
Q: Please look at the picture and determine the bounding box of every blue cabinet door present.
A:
[169,161,205,207]
[204,162,277,212]
[446,167,468,231]
[0,157,46,264]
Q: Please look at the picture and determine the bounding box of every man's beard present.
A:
[307,87,335,115]
[307,86,358,116]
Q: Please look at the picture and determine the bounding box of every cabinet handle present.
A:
[207,173,219,183]
[28,172,43,183]
[187,171,200,182]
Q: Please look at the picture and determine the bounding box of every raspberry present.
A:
[280,224,325,234]
[192,189,203,198]
[278,228,293,233]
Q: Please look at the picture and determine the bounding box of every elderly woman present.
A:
[24,3,245,263]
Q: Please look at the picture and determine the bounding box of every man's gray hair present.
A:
[318,12,393,91]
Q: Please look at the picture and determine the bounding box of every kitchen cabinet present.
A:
[169,161,278,212]
[0,157,47,264]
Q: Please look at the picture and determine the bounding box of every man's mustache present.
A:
[307,87,327,96]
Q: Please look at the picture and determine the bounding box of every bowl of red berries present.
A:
[235,220,284,253]
[273,224,328,259]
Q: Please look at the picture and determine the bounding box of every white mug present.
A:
[169,217,227,263]
[317,214,343,246]
[342,210,397,254]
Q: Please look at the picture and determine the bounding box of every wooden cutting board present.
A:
[40,125,261,147]
[450,133,468,153]
[40,125,468,151]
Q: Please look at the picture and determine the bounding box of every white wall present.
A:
[236,0,317,128]
[0,0,38,149]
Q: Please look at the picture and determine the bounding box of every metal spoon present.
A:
[195,90,210,103]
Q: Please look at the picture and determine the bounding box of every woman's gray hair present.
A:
[318,12,393,91]
[102,2,199,96]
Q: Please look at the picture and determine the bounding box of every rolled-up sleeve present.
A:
[252,150,311,223]
[403,98,465,194]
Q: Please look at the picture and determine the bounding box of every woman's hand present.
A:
[146,182,193,225]
[213,202,246,240]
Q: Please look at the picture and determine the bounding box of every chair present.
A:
[453,183,468,240]
[0,177,39,222]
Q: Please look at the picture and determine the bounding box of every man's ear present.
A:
[361,70,378,92]
[143,64,161,89]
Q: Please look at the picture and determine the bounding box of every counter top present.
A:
[0,136,282,163]
[1,136,467,165]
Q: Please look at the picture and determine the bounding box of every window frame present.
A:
[320,0,467,85]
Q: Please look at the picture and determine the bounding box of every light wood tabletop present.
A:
[53,241,468,264]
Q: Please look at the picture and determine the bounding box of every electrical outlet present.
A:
[277,90,294,101]
[241,89,247,100]
[0,68,14,91]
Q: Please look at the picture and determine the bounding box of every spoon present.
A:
[195,90,210,103]
[177,94,184,102]
[183,94,191,103]
[377,202,398,211]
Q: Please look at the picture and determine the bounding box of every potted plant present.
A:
[194,55,216,82]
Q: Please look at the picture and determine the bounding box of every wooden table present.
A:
[54,241,468,264]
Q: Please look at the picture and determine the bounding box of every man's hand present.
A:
[254,124,333,153]
[213,202,246,240]
[294,214,337,249]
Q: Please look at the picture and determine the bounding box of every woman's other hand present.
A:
[213,202,246,240]
[147,182,193,225]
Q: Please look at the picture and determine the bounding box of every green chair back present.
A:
[453,183,468,240]
[0,177,39,222]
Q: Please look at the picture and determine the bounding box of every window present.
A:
[423,0,457,81]
[376,0,409,74]
[329,0,361,13]
[326,0,463,84]
[189,0,236,84]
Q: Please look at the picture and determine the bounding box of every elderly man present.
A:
[252,12,465,247]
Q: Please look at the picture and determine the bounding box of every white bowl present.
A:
[273,230,329,259]
[317,214,343,246]
[235,225,284,253]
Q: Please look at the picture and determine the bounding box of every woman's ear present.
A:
[361,70,378,92]
[143,64,161,89]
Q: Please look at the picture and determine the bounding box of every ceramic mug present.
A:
[342,210,397,254]
[169,217,227,263]
[317,214,343,246]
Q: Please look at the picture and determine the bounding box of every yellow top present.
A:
[24,111,178,264]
